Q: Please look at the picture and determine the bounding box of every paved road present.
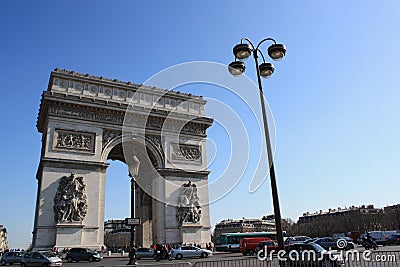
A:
[61,245,400,267]
[61,252,246,267]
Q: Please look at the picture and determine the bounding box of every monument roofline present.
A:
[50,68,206,103]
[37,69,214,133]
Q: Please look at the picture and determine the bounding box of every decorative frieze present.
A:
[48,106,124,125]
[54,173,88,223]
[47,105,207,136]
[176,181,201,224]
[54,129,95,153]
[171,143,201,162]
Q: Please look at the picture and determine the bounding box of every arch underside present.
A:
[105,138,161,247]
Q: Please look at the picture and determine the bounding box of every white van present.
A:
[369,231,387,245]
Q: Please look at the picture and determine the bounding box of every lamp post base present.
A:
[127,247,137,266]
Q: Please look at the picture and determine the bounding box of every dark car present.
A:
[312,237,354,251]
[387,234,400,245]
[1,251,23,265]
[336,237,355,250]
[255,240,279,257]
[284,236,311,246]
[281,243,344,267]
[65,248,102,262]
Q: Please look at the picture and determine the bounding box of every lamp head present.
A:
[228,61,245,76]
[129,154,140,177]
[268,43,286,61]
[259,62,274,78]
[233,43,252,60]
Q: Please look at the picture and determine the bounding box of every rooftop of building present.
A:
[215,217,275,227]
[300,204,388,218]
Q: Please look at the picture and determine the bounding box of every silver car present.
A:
[136,247,155,260]
[1,251,23,265]
[21,251,62,267]
[171,246,212,259]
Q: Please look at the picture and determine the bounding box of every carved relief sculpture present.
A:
[171,144,201,162]
[176,181,201,224]
[54,129,94,152]
[54,173,88,223]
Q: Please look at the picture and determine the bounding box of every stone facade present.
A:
[32,69,213,250]
[297,205,387,237]
[0,225,8,253]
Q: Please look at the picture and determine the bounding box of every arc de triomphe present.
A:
[32,69,213,250]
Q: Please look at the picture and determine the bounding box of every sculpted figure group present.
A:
[176,181,201,224]
[54,173,88,223]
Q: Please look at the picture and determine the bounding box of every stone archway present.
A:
[32,69,213,250]
[104,136,162,248]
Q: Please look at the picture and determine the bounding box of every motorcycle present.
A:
[154,247,173,261]
[155,249,162,261]
[362,238,378,250]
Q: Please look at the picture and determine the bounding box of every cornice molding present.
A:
[36,157,110,180]
[157,168,210,178]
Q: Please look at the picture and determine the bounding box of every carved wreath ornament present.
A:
[54,173,88,223]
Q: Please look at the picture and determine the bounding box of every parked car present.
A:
[21,251,62,267]
[240,237,270,256]
[255,240,279,257]
[65,248,103,262]
[369,231,387,245]
[1,251,23,265]
[136,247,155,259]
[387,234,400,245]
[336,237,355,250]
[284,236,311,246]
[311,237,354,251]
[281,243,344,267]
[312,237,338,250]
[170,246,212,259]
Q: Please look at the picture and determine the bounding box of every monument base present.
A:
[55,223,84,249]
[182,223,211,247]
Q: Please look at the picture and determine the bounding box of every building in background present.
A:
[104,220,130,234]
[0,225,8,254]
[383,204,400,230]
[104,220,130,252]
[297,204,393,237]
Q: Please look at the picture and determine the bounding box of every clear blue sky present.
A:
[1,1,400,248]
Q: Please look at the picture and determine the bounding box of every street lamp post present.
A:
[228,37,286,250]
[128,154,140,265]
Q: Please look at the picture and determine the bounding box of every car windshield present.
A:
[42,251,56,257]
[310,243,325,253]
[86,249,96,253]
